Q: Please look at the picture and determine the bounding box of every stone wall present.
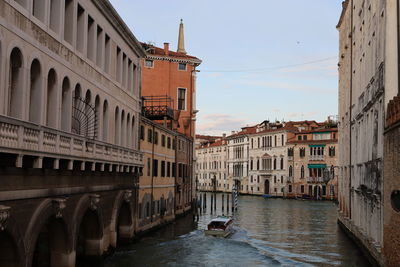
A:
[383,95,400,267]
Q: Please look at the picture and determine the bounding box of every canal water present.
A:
[105,193,371,267]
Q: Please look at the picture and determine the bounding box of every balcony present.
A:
[307,177,329,184]
[287,176,294,183]
[310,155,324,161]
[142,96,174,120]
[0,115,143,168]
[258,169,272,175]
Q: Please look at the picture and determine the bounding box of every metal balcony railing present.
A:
[310,155,324,161]
[142,96,174,120]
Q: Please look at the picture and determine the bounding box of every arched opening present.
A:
[0,231,20,267]
[8,48,24,119]
[314,186,321,199]
[102,100,108,142]
[264,179,270,195]
[94,95,100,140]
[84,90,92,137]
[116,202,133,244]
[32,217,69,267]
[126,113,131,148]
[29,59,42,123]
[131,115,135,149]
[114,107,120,145]
[61,77,71,132]
[76,209,102,261]
[121,110,125,147]
[46,69,57,128]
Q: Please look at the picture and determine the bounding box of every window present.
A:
[303,135,308,141]
[50,0,61,33]
[329,146,336,157]
[87,15,96,62]
[301,185,305,193]
[301,165,305,179]
[147,158,151,176]
[140,126,145,140]
[300,148,306,157]
[161,161,165,177]
[178,88,186,110]
[289,185,292,193]
[167,162,171,177]
[64,0,73,44]
[289,166,293,177]
[298,135,302,141]
[76,5,85,52]
[288,148,294,157]
[281,134,284,146]
[152,159,158,177]
[154,131,158,144]
[167,137,171,148]
[178,63,186,70]
[161,135,166,147]
[280,158,284,170]
[145,60,153,68]
[172,163,176,177]
[147,129,152,143]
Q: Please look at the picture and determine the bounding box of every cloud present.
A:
[197,113,250,136]
[285,111,319,120]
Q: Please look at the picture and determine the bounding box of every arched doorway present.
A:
[76,209,102,262]
[314,186,321,199]
[264,179,270,195]
[32,217,69,267]
[0,231,19,267]
[116,202,133,244]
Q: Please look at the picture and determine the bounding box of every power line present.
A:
[199,56,337,73]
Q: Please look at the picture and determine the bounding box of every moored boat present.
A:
[204,216,234,237]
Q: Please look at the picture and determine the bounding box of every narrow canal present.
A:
[105,193,370,267]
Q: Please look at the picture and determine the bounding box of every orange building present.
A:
[140,20,202,139]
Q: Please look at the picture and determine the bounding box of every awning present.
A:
[309,144,326,148]
[308,164,327,169]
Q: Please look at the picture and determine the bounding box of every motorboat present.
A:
[204,216,234,237]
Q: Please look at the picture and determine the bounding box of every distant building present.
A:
[196,119,338,199]
[196,138,228,192]
[287,125,338,200]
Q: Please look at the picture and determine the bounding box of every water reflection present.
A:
[105,193,370,267]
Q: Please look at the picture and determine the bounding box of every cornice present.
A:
[146,54,202,66]
[93,0,146,58]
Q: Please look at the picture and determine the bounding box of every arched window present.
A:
[115,107,120,145]
[102,100,108,142]
[84,90,92,136]
[61,77,71,131]
[95,95,100,140]
[257,159,260,170]
[9,48,24,119]
[46,69,58,127]
[301,165,305,178]
[289,165,293,177]
[29,59,42,123]
[280,158,284,170]
[126,113,131,147]
[121,110,126,146]
[250,160,253,170]
[273,158,277,170]
[131,115,135,149]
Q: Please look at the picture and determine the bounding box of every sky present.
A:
[110,0,343,136]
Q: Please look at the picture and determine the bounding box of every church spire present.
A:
[177,19,187,54]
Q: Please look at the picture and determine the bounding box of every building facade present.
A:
[337,0,400,265]
[196,120,338,199]
[0,0,144,265]
[287,126,338,200]
[138,118,176,232]
[196,138,228,192]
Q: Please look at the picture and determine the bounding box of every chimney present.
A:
[222,133,226,138]
[164,43,169,56]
